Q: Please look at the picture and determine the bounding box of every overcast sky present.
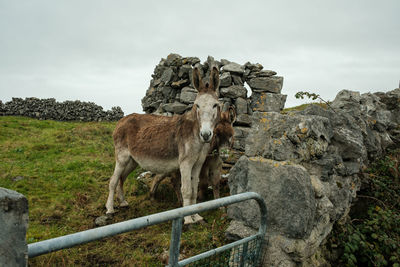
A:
[0,0,399,115]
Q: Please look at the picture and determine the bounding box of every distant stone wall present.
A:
[141,53,287,152]
[0,98,124,122]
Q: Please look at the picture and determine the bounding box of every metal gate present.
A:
[28,192,267,266]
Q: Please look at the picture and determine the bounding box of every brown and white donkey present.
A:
[149,107,236,204]
[105,67,221,224]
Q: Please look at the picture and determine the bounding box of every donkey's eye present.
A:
[213,104,218,108]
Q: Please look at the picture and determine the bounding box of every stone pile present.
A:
[0,97,124,122]
[226,88,400,266]
[141,53,287,152]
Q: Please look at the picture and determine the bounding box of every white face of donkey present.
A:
[192,67,221,143]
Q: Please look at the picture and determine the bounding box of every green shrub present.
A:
[327,149,400,266]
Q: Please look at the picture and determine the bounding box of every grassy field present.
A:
[0,116,230,266]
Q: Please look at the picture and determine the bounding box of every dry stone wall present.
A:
[226,88,400,266]
[0,97,124,122]
[141,53,287,153]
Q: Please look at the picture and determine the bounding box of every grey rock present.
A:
[183,57,201,66]
[95,215,112,227]
[222,62,245,74]
[331,90,361,109]
[165,53,182,66]
[160,86,173,98]
[232,126,251,151]
[219,72,232,87]
[234,97,248,115]
[233,126,251,140]
[171,79,189,89]
[220,85,247,98]
[162,102,188,114]
[180,87,198,104]
[332,127,366,161]
[228,156,316,239]
[12,176,25,182]
[220,59,231,66]
[225,220,258,240]
[160,68,174,84]
[0,187,28,267]
[258,70,277,77]
[231,74,244,86]
[234,114,252,127]
[247,76,284,93]
[178,64,192,79]
[250,92,287,112]
[246,112,331,162]
[244,62,263,71]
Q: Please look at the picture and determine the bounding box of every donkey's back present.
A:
[113,113,185,173]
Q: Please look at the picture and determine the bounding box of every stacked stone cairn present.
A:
[0,98,124,122]
[141,53,287,158]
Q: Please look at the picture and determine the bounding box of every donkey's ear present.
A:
[228,106,237,124]
[209,66,220,91]
[192,67,204,92]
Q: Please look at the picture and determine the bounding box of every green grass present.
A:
[0,116,230,266]
[281,102,328,113]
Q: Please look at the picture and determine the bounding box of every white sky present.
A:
[0,0,399,114]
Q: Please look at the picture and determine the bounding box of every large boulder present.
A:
[228,156,316,239]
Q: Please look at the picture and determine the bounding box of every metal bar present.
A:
[28,192,267,259]
[177,234,261,266]
[168,217,183,267]
[239,241,248,267]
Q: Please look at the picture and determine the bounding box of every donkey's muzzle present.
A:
[200,130,212,143]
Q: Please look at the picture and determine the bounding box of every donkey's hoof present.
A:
[119,200,129,207]
[105,208,116,215]
[184,214,204,225]
[192,213,204,223]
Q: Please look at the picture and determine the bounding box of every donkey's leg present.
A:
[180,160,197,224]
[189,160,206,223]
[185,148,209,223]
[171,173,182,205]
[197,165,210,202]
[105,150,131,214]
[210,159,222,200]
[116,158,137,207]
[149,174,167,200]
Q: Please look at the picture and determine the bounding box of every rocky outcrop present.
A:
[226,88,400,266]
[0,97,124,121]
